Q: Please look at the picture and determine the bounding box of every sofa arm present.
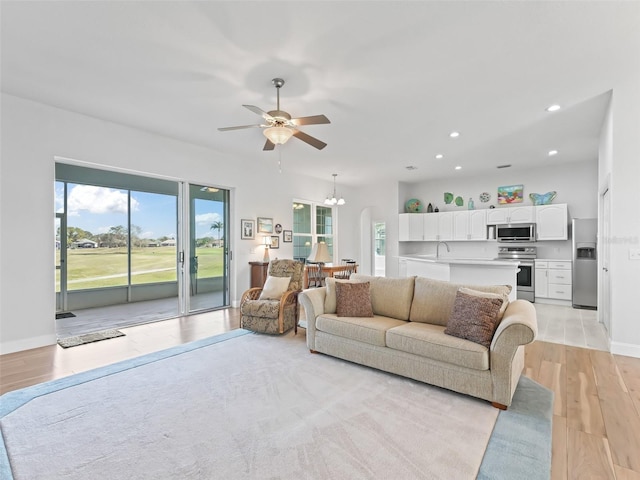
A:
[298,287,327,350]
[489,300,538,406]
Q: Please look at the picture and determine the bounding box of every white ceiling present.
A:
[2,1,638,187]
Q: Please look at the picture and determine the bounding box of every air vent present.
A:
[496,164,512,169]
[405,166,418,170]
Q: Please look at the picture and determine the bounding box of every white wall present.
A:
[605,79,640,357]
[0,94,341,353]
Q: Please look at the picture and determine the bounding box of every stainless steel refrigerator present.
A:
[572,218,597,309]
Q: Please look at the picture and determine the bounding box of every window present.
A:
[292,201,334,262]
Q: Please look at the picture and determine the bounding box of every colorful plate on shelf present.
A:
[479,192,491,203]
[444,192,454,204]
[454,196,464,207]
[405,198,423,213]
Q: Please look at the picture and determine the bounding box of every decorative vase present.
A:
[434,206,439,212]
[427,203,433,213]
[468,198,474,210]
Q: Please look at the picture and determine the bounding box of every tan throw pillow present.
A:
[458,287,510,323]
[259,276,291,300]
[335,282,374,317]
[444,290,504,348]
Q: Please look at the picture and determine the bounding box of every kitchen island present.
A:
[399,255,519,301]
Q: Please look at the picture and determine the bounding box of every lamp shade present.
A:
[263,126,293,145]
[307,242,332,263]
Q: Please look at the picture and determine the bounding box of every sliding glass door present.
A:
[187,184,230,312]
[55,163,231,326]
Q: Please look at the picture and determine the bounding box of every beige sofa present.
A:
[299,274,537,409]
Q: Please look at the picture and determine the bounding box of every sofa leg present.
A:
[491,402,508,410]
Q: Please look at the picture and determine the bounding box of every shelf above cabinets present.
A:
[399,203,568,242]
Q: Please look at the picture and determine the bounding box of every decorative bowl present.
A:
[405,198,423,213]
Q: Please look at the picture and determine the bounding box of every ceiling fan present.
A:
[218,78,330,151]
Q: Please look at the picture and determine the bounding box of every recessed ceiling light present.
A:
[546,104,561,112]
[455,166,462,170]
[548,150,558,156]
[449,131,460,138]
[435,154,444,159]
[405,165,418,170]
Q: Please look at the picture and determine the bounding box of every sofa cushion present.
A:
[444,290,504,348]
[336,282,374,317]
[409,277,512,326]
[316,314,407,347]
[351,274,415,320]
[386,322,490,370]
[240,299,280,318]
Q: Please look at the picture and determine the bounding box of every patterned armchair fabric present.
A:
[240,259,304,334]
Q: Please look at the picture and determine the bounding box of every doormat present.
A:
[55,312,76,320]
[57,330,125,349]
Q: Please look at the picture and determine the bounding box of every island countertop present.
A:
[399,255,519,300]
[400,255,520,267]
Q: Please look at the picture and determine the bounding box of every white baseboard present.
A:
[534,298,572,307]
[0,334,58,355]
[610,341,640,359]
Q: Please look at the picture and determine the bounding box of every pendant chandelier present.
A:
[324,173,345,206]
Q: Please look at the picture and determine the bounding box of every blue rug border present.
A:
[478,375,553,480]
[0,328,250,480]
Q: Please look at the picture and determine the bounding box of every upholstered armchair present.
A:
[240,259,304,334]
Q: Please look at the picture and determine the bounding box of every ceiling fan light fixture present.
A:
[263,126,293,145]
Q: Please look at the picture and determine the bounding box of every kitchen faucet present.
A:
[436,241,450,259]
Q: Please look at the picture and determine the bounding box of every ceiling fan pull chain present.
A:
[278,148,282,174]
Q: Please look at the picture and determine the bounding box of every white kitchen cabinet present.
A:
[535,261,549,298]
[399,213,424,241]
[453,210,487,241]
[437,212,454,240]
[423,214,439,241]
[486,206,534,224]
[535,204,568,240]
[486,208,508,225]
[535,260,572,301]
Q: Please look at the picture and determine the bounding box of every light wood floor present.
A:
[2,308,639,480]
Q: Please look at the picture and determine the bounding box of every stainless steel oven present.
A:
[497,246,536,302]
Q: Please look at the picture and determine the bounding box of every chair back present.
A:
[334,259,357,280]
[268,259,304,291]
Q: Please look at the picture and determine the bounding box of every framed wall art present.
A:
[497,184,524,204]
[283,230,292,243]
[240,219,255,240]
[270,236,280,249]
[257,217,273,234]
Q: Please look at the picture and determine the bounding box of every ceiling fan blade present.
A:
[218,124,265,131]
[292,129,327,150]
[290,114,331,126]
[263,139,276,151]
[243,105,275,121]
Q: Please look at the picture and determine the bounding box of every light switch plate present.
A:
[630,248,640,260]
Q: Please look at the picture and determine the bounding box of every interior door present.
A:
[187,184,230,312]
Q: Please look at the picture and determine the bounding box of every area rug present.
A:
[1,330,551,479]
[56,329,124,348]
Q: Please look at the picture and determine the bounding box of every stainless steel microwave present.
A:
[496,223,536,242]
